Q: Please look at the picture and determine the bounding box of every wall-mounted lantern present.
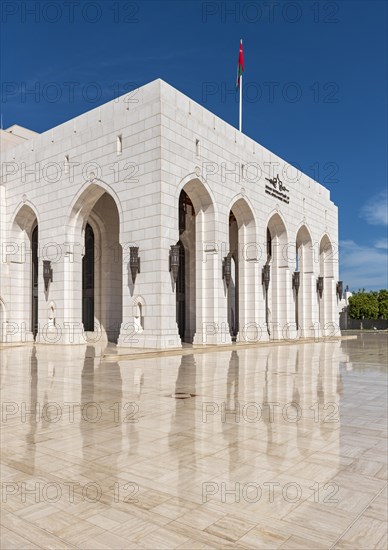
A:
[293,271,301,331]
[129,246,141,283]
[317,276,324,299]
[292,271,300,295]
[222,255,232,288]
[169,245,180,285]
[262,264,270,291]
[336,280,343,301]
[262,264,271,336]
[43,260,53,291]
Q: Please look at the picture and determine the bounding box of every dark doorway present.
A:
[82,223,95,331]
[229,211,239,341]
[176,241,186,341]
[31,225,38,338]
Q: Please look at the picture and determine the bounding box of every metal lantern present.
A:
[293,271,301,330]
[129,246,140,283]
[222,255,232,288]
[262,264,270,291]
[337,280,343,301]
[43,260,53,291]
[169,245,180,284]
[317,276,324,299]
[292,271,300,295]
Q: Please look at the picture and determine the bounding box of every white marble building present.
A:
[0,79,341,348]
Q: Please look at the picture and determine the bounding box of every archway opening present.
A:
[176,190,195,343]
[295,225,313,335]
[9,205,39,342]
[228,211,239,341]
[226,198,257,342]
[31,225,39,337]
[82,223,95,331]
[176,240,186,340]
[75,190,122,343]
[319,235,335,331]
[266,214,289,338]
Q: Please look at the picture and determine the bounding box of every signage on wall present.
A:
[265,174,290,204]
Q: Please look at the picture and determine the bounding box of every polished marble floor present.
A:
[1,334,387,549]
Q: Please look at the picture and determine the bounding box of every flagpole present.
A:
[237,38,244,132]
[239,74,242,132]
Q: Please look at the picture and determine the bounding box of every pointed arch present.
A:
[227,197,259,342]
[296,224,313,273]
[8,204,39,342]
[66,180,123,239]
[63,183,123,343]
[266,212,289,268]
[319,234,335,279]
[177,173,217,216]
[295,225,314,337]
[175,176,217,344]
[10,203,39,238]
[227,194,257,228]
[265,212,291,339]
[318,234,337,335]
[265,210,289,237]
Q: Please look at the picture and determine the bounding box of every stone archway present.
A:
[319,234,336,335]
[176,190,196,343]
[266,213,292,339]
[176,178,218,345]
[8,204,39,343]
[65,184,123,344]
[295,225,314,337]
[228,198,259,342]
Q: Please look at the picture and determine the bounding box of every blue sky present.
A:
[1,0,387,290]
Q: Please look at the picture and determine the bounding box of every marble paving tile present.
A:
[238,525,289,549]
[204,514,257,542]
[136,526,191,549]
[333,516,388,549]
[0,527,42,549]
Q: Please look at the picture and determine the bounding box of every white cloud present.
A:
[360,191,388,226]
[375,238,388,249]
[340,239,388,290]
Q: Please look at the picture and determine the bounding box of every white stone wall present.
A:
[0,79,340,346]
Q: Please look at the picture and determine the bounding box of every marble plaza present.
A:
[0,334,387,549]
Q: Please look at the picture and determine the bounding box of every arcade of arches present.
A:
[1,181,339,346]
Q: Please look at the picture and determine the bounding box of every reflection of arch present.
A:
[65,184,123,343]
[176,177,218,344]
[266,213,290,339]
[8,204,39,342]
[0,298,7,343]
[295,225,314,337]
[228,197,258,342]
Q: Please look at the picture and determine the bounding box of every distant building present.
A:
[0,80,341,347]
